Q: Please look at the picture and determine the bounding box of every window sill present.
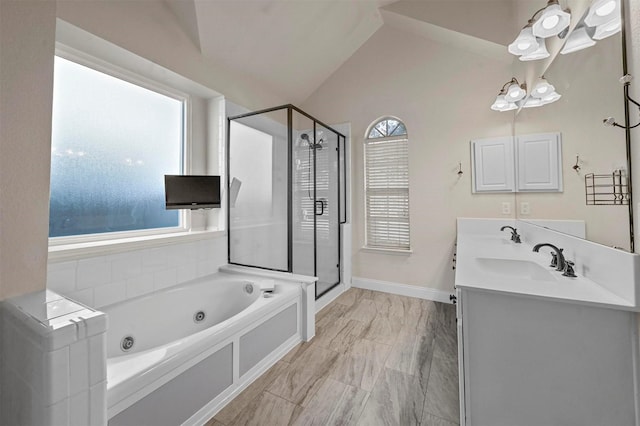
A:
[360,246,413,256]
[48,229,226,263]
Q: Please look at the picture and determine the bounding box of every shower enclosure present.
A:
[227,105,347,299]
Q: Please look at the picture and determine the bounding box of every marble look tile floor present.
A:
[206,288,459,426]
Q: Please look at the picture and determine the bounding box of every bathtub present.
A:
[104,271,303,426]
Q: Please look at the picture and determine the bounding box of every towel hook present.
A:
[572,154,580,173]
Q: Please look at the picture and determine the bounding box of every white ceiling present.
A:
[164,0,519,104]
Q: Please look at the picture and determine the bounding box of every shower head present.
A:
[300,133,323,149]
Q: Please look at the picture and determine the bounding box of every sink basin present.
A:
[475,258,556,282]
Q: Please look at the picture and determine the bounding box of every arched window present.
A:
[364,117,410,251]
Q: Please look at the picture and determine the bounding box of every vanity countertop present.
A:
[455,234,636,311]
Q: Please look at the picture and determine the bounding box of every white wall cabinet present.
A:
[471,133,562,193]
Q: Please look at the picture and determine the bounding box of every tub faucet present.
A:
[500,226,521,243]
[532,243,565,272]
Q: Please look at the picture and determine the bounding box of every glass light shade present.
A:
[541,91,562,104]
[532,3,571,38]
[522,97,544,108]
[531,78,555,98]
[519,39,550,61]
[506,83,526,102]
[585,0,619,27]
[560,27,596,55]
[491,95,517,112]
[508,26,539,56]
[491,94,508,110]
[593,16,621,40]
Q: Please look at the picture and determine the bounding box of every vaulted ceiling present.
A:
[164,0,520,104]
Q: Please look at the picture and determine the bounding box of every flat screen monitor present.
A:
[164,175,221,210]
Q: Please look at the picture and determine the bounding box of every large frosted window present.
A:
[49,56,184,238]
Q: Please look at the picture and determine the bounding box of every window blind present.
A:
[364,137,410,250]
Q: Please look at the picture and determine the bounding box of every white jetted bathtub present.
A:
[104,271,304,426]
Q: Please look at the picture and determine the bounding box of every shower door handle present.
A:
[315,200,325,216]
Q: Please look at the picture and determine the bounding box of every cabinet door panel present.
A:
[516,132,562,192]
[471,137,515,193]
[461,289,636,426]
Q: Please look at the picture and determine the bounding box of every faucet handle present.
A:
[512,232,521,244]
[562,260,577,278]
[550,248,564,268]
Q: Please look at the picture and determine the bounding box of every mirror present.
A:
[513,1,630,250]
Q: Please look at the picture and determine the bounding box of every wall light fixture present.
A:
[509,0,570,59]
[491,78,526,112]
[491,77,561,112]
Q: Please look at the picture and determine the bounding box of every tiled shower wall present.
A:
[47,233,227,308]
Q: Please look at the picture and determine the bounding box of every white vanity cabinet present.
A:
[455,218,640,426]
[456,287,639,426]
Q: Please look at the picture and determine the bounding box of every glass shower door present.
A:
[314,124,340,297]
[292,112,316,278]
[291,116,340,297]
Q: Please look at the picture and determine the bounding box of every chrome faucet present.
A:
[500,226,521,243]
[532,243,565,272]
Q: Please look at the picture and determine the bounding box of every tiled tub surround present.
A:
[0,290,107,426]
[105,270,313,426]
[47,233,227,308]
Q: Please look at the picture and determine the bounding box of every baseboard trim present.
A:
[351,277,453,304]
